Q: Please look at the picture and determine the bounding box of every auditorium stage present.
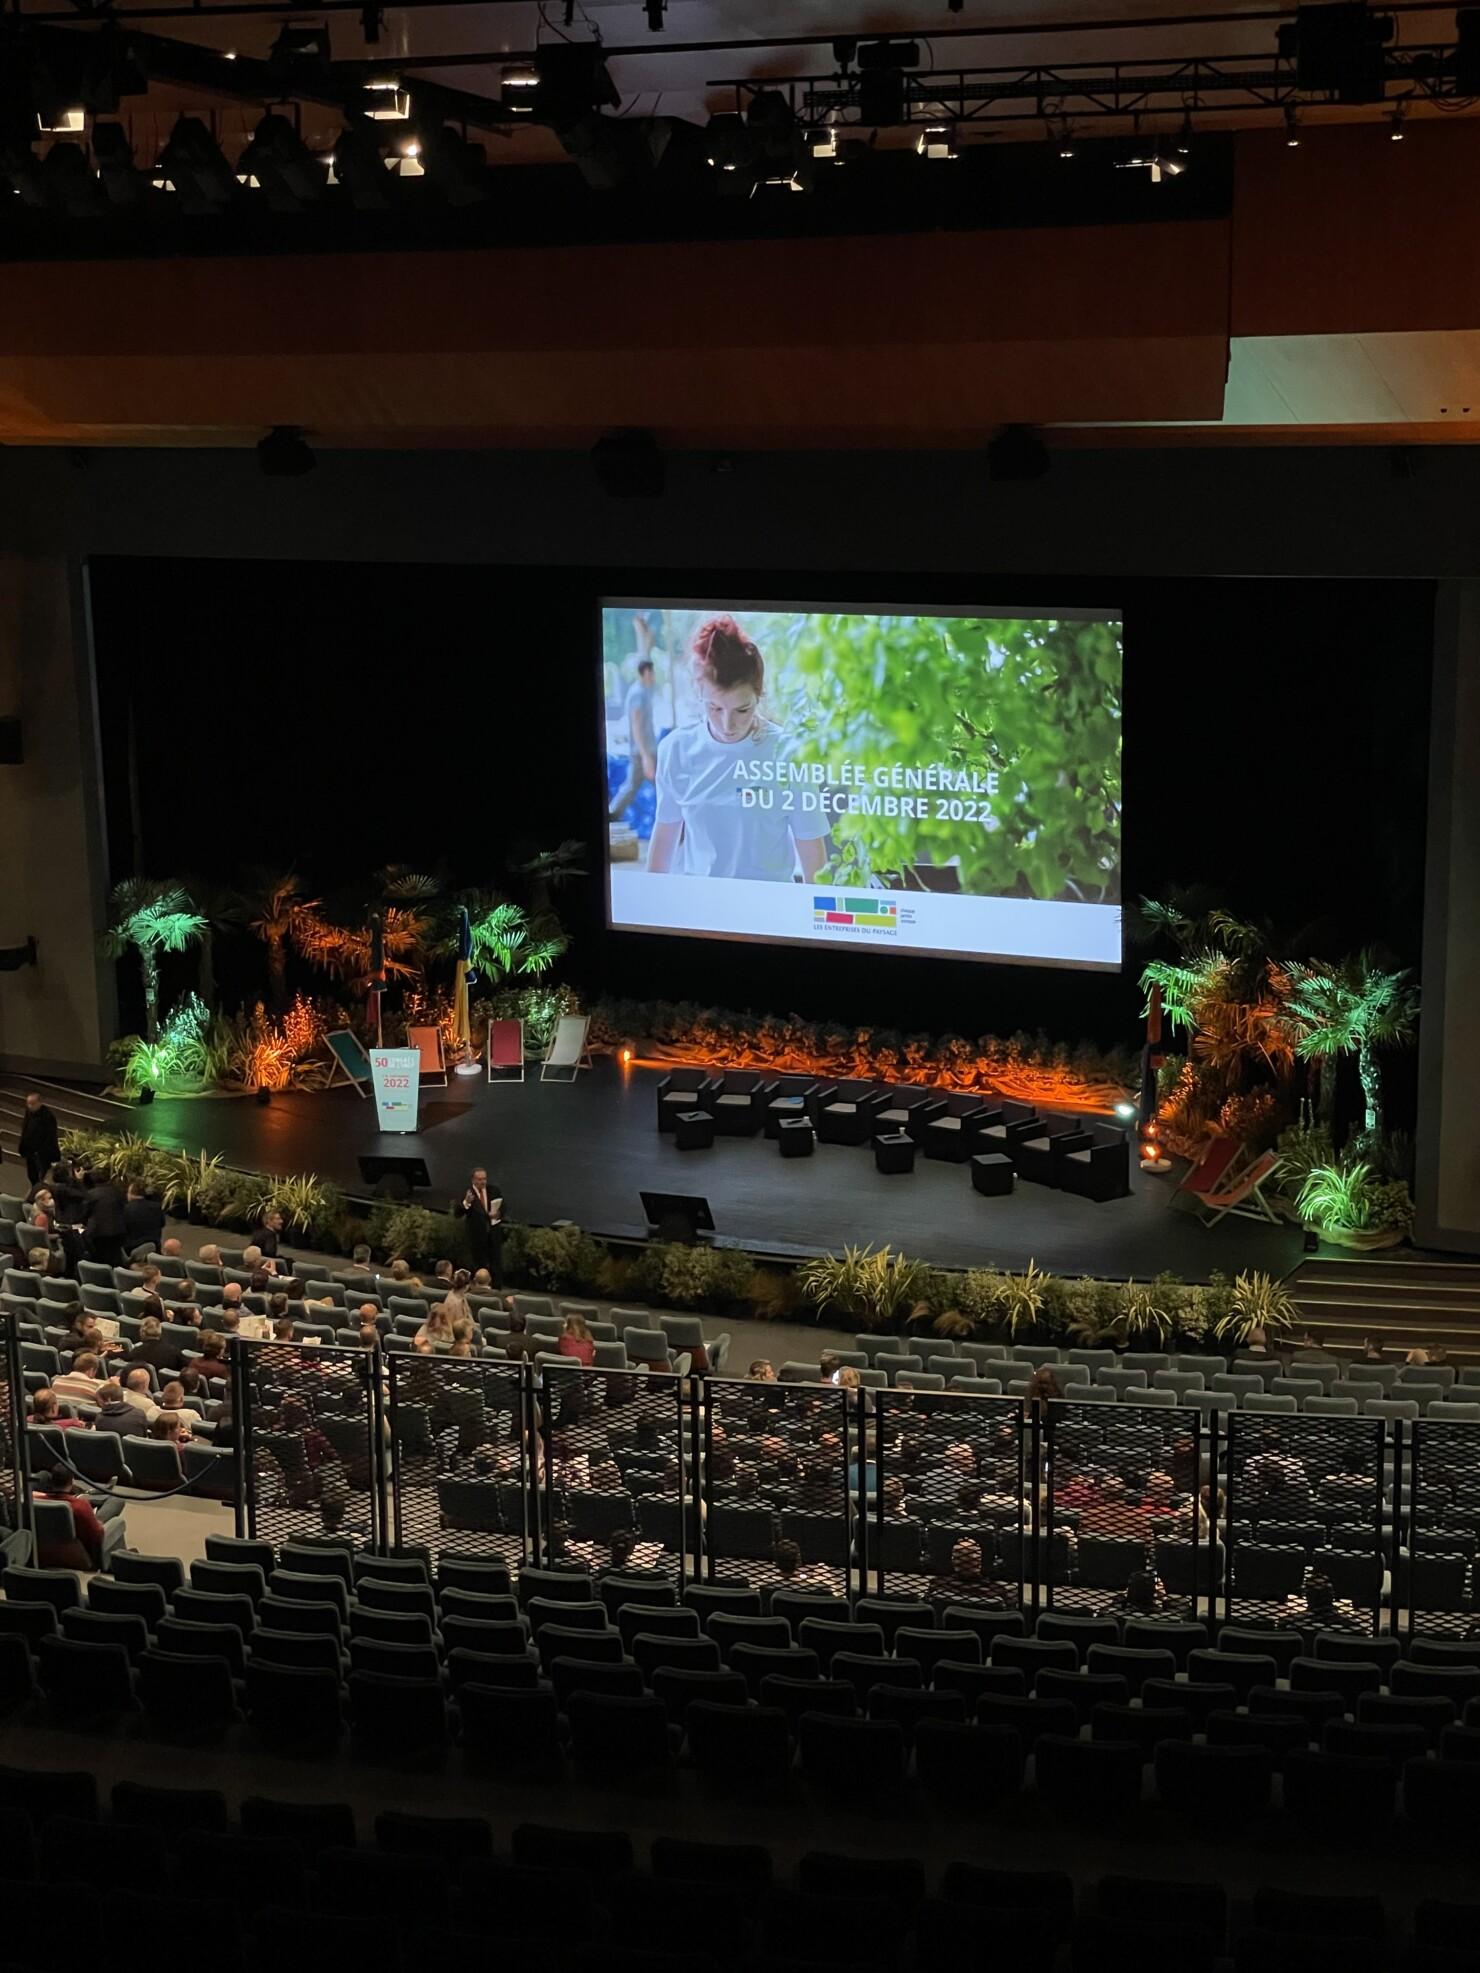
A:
[137,1059,1302,1281]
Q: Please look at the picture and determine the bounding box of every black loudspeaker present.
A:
[358,1154,431,1199]
[640,1190,716,1244]
[0,718,21,763]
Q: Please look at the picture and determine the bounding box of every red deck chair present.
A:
[485,1018,525,1085]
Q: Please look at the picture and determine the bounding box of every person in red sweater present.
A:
[36,1467,110,1569]
[558,1315,596,1367]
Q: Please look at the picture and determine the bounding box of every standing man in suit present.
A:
[457,1168,505,1288]
[258,1209,288,1261]
[19,1092,60,1187]
[82,1173,128,1265]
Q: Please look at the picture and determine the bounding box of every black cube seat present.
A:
[674,1110,716,1151]
[971,1154,1014,1198]
[657,1075,715,1132]
[778,1119,816,1159]
[874,1132,916,1176]
[765,1096,809,1140]
[818,1103,871,1146]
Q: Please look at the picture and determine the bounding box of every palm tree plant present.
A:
[516,840,588,919]
[245,871,321,1012]
[462,897,568,991]
[183,878,245,1012]
[101,879,207,1042]
[1281,950,1420,1135]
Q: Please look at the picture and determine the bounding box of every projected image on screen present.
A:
[602,602,1122,970]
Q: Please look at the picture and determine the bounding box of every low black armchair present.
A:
[708,1070,770,1137]
[1014,1116,1093,1186]
[656,1072,716,1133]
[1057,1123,1131,1201]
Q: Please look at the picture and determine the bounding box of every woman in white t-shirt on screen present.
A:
[646,615,828,883]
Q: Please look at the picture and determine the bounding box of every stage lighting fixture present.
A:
[857,38,922,72]
[157,116,237,213]
[360,3,383,42]
[5,138,104,216]
[746,89,806,188]
[803,125,841,163]
[91,119,147,206]
[363,79,411,120]
[137,1085,154,1105]
[413,122,488,203]
[1117,144,1185,182]
[558,111,683,191]
[986,424,1051,483]
[1056,124,1077,159]
[1388,100,1406,139]
[37,107,84,135]
[329,119,397,207]
[239,112,327,210]
[257,425,316,476]
[1284,104,1303,145]
[1114,1100,1138,1121]
[645,0,666,25]
[535,41,620,125]
[705,109,753,175]
[916,123,958,160]
[501,60,539,109]
[1175,113,1194,154]
[591,430,665,499]
[856,36,919,127]
[1276,2,1394,103]
[271,22,332,71]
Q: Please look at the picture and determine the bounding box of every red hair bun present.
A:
[691,615,765,693]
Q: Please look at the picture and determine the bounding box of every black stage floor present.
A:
[139,1060,1302,1281]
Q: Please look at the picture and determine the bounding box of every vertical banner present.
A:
[370,1047,422,1133]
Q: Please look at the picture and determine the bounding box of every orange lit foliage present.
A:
[590,998,1135,1115]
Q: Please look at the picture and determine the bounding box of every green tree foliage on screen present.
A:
[779,614,1121,902]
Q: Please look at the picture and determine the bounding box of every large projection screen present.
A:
[601,601,1122,970]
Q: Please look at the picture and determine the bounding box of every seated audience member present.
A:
[128,1315,181,1374]
[217,1307,242,1336]
[36,1465,113,1570]
[95,1379,156,1437]
[351,1242,374,1269]
[241,1245,263,1270]
[433,1260,455,1286]
[1281,1569,1356,1629]
[258,1210,289,1260]
[177,1363,207,1400]
[471,1267,493,1292]
[249,1269,273,1296]
[1405,1346,1431,1369]
[62,1308,116,1360]
[271,1317,296,1344]
[160,1236,184,1261]
[928,1538,1009,1613]
[196,1244,224,1275]
[120,1367,163,1415]
[500,1309,537,1363]
[195,1331,230,1378]
[172,1279,199,1307]
[52,1352,106,1407]
[31,1388,87,1430]
[1141,1471,1178,1516]
[449,1338,474,1359]
[158,1382,203,1438]
[559,1314,596,1367]
[442,1269,473,1324]
[220,1283,245,1315]
[748,1359,778,1383]
[415,1304,455,1353]
[1361,1336,1386,1363]
[133,1262,164,1300]
[818,1352,842,1382]
[1113,1568,1174,1616]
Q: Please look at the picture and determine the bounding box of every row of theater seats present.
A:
[0,1778,1472,1973]
[6,1541,1480,1849]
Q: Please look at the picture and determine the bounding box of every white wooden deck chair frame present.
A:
[540,1013,592,1083]
[1197,1150,1281,1227]
[324,1028,372,1098]
[485,1018,526,1085]
[406,1024,449,1088]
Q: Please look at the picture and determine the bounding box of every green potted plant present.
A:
[1296,1161,1414,1251]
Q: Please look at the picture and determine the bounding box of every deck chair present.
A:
[1195,1150,1280,1226]
[1174,1137,1250,1205]
[406,1025,448,1088]
[324,1029,372,1099]
[486,1018,525,1085]
[541,1014,591,1084]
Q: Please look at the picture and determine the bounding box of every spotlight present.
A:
[238,112,327,210]
[986,424,1051,483]
[621,1047,634,1064]
[257,425,315,477]
[1277,1,1394,102]
[558,111,681,190]
[256,1085,272,1105]
[1114,1100,1139,1121]
[157,116,236,213]
[1175,113,1194,155]
[915,123,958,160]
[137,1085,155,1105]
[37,107,84,135]
[363,79,411,120]
[1056,124,1077,159]
[1284,104,1302,145]
[645,0,666,25]
[271,22,332,71]
[1117,144,1186,182]
[803,125,841,163]
[591,430,665,499]
[500,61,539,108]
[1388,100,1406,139]
[705,108,754,189]
[535,42,620,124]
[746,89,807,189]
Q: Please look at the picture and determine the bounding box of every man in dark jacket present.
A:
[19,1092,60,1186]
[123,1183,166,1258]
[82,1177,128,1265]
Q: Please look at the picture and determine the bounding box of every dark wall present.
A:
[88,557,1434,1051]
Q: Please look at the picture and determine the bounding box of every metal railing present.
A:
[0,1309,31,1556]
[220,1347,1480,1639]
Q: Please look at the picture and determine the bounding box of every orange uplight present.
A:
[621,1048,634,1065]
